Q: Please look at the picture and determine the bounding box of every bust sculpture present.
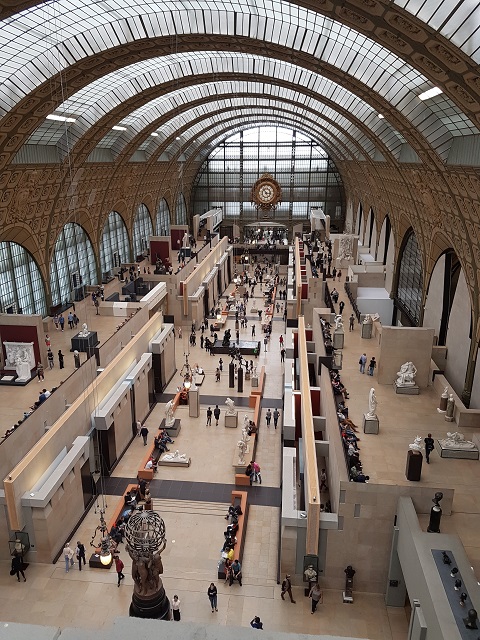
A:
[225,397,236,415]
[237,439,248,464]
[304,565,317,583]
[445,394,455,422]
[396,361,417,387]
[366,388,377,419]
[362,314,372,325]
[161,450,188,462]
[79,323,90,338]
[164,399,175,426]
[439,432,475,450]
[334,315,343,331]
[409,436,423,451]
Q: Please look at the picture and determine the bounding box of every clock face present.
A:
[258,184,275,203]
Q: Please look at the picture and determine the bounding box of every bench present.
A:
[235,473,250,486]
[217,490,249,579]
[138,443,162,481]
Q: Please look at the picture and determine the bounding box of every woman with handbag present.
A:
[207,583,218,612]
[309,583,323,614]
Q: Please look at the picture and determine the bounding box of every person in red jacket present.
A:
[114,555,125,587]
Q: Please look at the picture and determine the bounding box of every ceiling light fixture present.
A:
[112,126,127,131]
[46,114,76,123]
[418,87,443,101]
[378,114,384,119]
[151,132,159,137]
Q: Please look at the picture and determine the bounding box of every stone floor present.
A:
[0,268,421,638]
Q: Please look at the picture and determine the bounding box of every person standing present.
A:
[359,353,367,374]
[349,314,355,331]
[281,574,296,603]
[215,368,221,382]
[74,350,80,368]
[309,583,323,613]
[265,409,272,427]
[251,324,256,337]
[206,407,212,427]
[171,595,181,621]
[58,350,64,369]
[424,433,435,463]
[332,267,337,281]
[59,314,65,331]
[45,334,51,349]
[200,335,204,349]
[279,334,284,348]
[339,300,345,315]
[214,405,220,426]
[251,460,262,484]
[207,583,218,612]
[273,408,280,429]
[114,555,125,586]
[67,312,74,329]
[47,349,54,369]
[368,356,376,376]
[219,358,223,372]
[53,314,59,331]
[140,424,149,446]
[280,347,286,363]
[36,362,44,382]
[76,541,86,570]
[11,553,26,582]
[63,542,74,572]
[320,468,328,491]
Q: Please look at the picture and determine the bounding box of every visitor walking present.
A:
[63,542,75,572]
[36,362,44,382]
[214,405,220,426]
[320,468,328,491]
[273,408,280,429]
[265,409,272,427]
[76,541,86,570]
[11,553,26,582]
[58,350,64,369]
[114,555,125,586]
[359,353,367,374]
[368,357,376,376]
[207,583,218,612]
[47,349,54,369]
[280,347,286,362]
[349,314,355,331]
[74,350,80,368]
[252,324,256,337]
[339,300,345,314]
[424,433,435,463]
[171,595,181,621]
[140,424,149,445]
[59,315,65,331]
[309,583,323,613]
[281,574,296,603]
[206,407,212,426]
[216,368,221,382]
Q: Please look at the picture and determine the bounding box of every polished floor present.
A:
[0,266,433,638]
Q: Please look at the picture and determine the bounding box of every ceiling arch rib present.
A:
[153,109,355,166]
[0,3,474,160]
[26,54,408,161]
[143,103,361,163]
[92,91,382,162]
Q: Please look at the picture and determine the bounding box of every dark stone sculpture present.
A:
[427,491,443,533]
[442,551,451,565]
[464,609,478,629]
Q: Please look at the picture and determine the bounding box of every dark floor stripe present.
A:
[103,476,281,507]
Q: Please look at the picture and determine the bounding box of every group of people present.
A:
[330,370,350,400]
[336,402,369,483]
[358,353,376,376]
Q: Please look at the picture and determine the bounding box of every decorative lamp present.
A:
[217,314,222,321]
[184,378,191,390]
[100,536,112,566]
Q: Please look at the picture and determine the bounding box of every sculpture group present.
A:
[396,361,417,387]
[225,397,236,415]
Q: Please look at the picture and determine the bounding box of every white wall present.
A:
[444,270,470,399]
[423,254,444,339]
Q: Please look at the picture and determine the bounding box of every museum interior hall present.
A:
[1,1,480,639]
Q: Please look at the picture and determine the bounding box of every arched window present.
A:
[100,211,130,275]
[156,199,170,236]
[176,194,187,225]
[50,223,97,306]
[132,204,153,259]
[396,231,423,325]
[0,242,46,315]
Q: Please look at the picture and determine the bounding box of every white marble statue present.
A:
[363,314,372,325]
[243,414,250,430]
[225,397,236,415]
[445,394,455,422]
[164,399,175,426]
[338,235,354,261]
[396,361,417,387]
[242,425,251,444]
[252,366,258,379]
[161,450,188,462]
[366,388,377,419]
[370,313,380,322]
[237,440,248,464]
[439,432,476,450]
[79,323,90,337]
[334,315,344,331]
[409,435,423,451]
[182,232,189,249]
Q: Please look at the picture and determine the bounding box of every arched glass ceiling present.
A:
[1,2,477,158]
[93,91,388,160]
[28,55,406,157]
[145,105,360,162]
[394,0,480,63]
[161,112,356,164]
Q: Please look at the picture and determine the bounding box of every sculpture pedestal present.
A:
[394,382,420,395]
[129,586,170,620]
[405,449,423,481]
[15,362,32,383]
[363,414,379,434]
[71,331,99,353]
[159,418,181,438]
[361,323,372,339]
[251,376,259,388]
[436,440,479,460]
[225,412,238,428]
[189,389,199,418]
[333,330,344,349]
[438,395,448,412]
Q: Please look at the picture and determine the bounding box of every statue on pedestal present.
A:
[409,436,423,451]
[304,565,317,583]
[334,315,344,331]
[439,432,475,450]
[125,511,170,619]
[79,323,90,337]
[366,388,377,419]
[362,314,372,325]
[396,361,417,387]
[225,398,236,415]
[445,394,455,422]
[164,400,175,426]
[182,232,189,249]
[437,386,449,413]
[237,440,248,464]
[161,450,188,463]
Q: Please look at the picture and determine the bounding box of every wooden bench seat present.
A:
[235,473,250,486]
[218,490,249,579]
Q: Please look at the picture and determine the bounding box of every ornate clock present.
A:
[251,173,282,212]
